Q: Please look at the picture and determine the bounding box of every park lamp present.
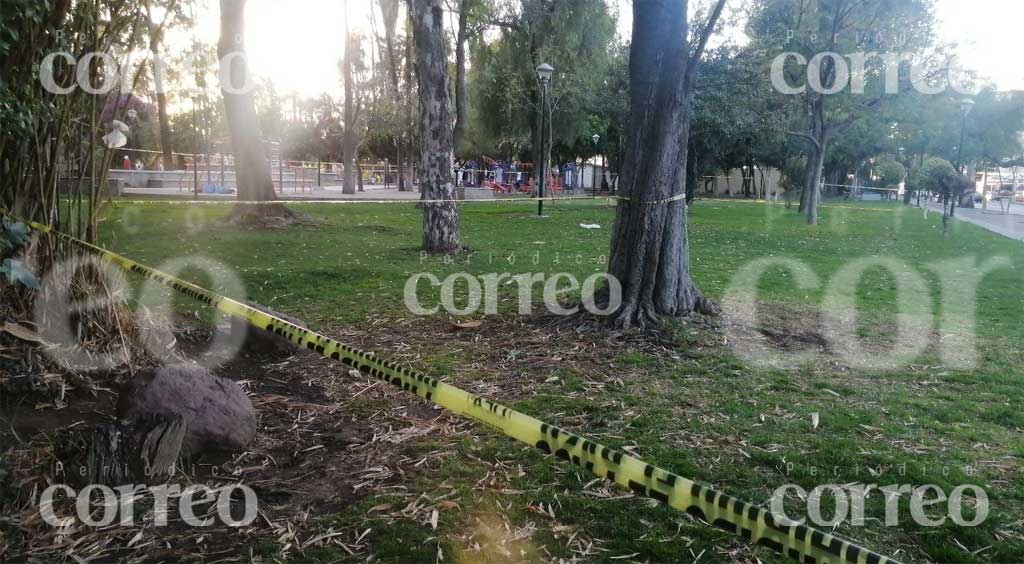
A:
[592,134,600,145]
[536,63,554,84]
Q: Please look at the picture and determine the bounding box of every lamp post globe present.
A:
[536,63,554,84]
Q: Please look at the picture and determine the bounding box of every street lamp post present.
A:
[536,63,554,217]
[951,98,975,218]
[591,134,600,194]
[191,96,200,197]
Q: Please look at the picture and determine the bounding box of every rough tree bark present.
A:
[219,0,297,224]
[606,0,725,329]
[801,98,831,225]
[411,0,462,253]
[804,138,826,224]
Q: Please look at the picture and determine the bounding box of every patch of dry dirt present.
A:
[1,312,680,563]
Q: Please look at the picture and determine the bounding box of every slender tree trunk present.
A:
[606,0,723,329]
[396,143,406,191]
[801,95,830,224]
[411,0,461,253]
[453,0,471,151]
[150,51,174,171]
[802,115,829,224]
[379,0,402,92]
[798,154,812,214]
[379,0,409,192]
[218,0,294,223]
[155,86,174,169]
[145,1,175,170]
[806,142,825,225]
[342,14,357,195]
[404,25,417,195]
[356,146,365,192]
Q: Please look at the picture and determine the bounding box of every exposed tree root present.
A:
[609,288,719,331]
[227,203,315,229]
[693,294,720,316]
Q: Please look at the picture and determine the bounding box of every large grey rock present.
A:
[117,365,256,455]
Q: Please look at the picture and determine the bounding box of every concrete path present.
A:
[123,184,510,201]
[927,200,1024,241]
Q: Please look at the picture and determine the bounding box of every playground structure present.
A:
[102,145,619,199]
[458,158,610,195]
[106,147,416,195]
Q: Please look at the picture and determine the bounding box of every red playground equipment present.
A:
[486,173,564,195]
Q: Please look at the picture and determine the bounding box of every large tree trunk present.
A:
[606,0,722,329]
[453,0,471,151]
[219,0,295,224]
[342,14,358,195]
[411,0,461,253]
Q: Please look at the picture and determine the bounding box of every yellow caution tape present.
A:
[8,211,901,564]
[608,193,689,206]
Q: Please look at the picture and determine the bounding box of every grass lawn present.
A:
[96,198,1024,563]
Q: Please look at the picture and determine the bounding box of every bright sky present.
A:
[931,0,1024,91]
[186,0,380,99]
[615,0,1024,92]
[183,0,1023,98]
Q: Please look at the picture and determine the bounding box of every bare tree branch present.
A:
[686,0,728,86]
